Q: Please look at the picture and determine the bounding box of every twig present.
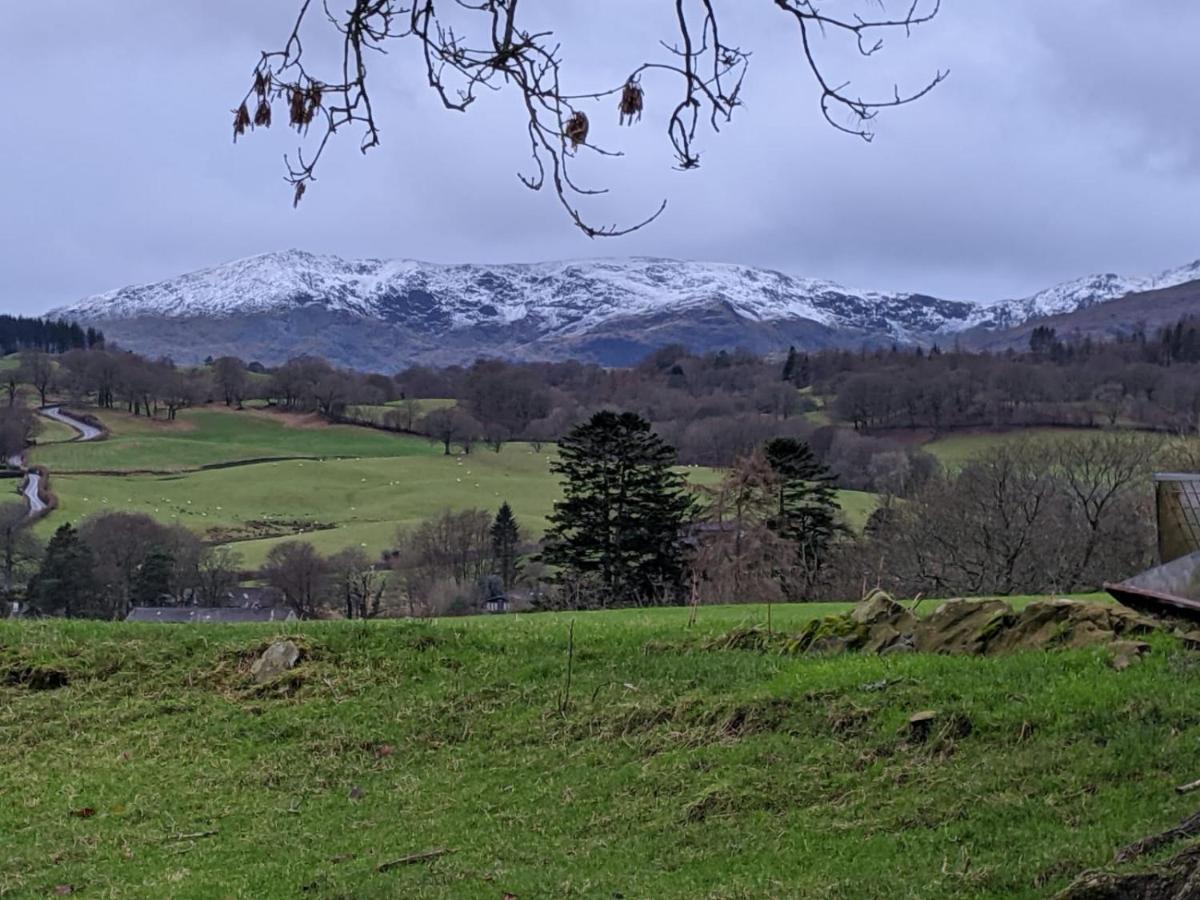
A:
[1176,779,1200,795]
[557,619,575,717]
[376,847,453,871]
[166,830,218,842]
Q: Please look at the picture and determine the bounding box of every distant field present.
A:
[344,398,456,427]
[28,406,878,566]
[923,427,1097,468]
[41,444,569,567]
[30,408,437,472]
[0,599,1186,897]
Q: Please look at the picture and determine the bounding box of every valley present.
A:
[26,404,879,568]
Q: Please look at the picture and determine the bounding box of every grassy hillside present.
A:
[29,408,436,473]
[27,406,878,567]
[1,603,1193,898]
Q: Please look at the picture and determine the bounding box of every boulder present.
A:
[250,640,301,683]
[1108,639,1151,672]
[863,623,911,654]
[851,591,917,632]
[880,635,916,655]
[913,599,1016,655]
[987,600,1157,655]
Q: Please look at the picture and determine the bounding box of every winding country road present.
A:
[8,406,101,519]
[40,405,103,442]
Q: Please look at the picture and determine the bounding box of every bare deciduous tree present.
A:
[263,540,330,618]
[192,545,244,607]
[235,1,945,235]
[690,447,794,609]
[19,352,55,408]
[328,547,388,618]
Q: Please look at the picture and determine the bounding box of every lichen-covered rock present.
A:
[250,640,301,683]
[987,600,1157,655]
[913,599,1016,655]
[851,591,917,631]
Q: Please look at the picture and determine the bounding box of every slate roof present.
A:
[126,606,295,623]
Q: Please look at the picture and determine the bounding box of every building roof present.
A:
[126,606,295,623]
[225,586,285,609]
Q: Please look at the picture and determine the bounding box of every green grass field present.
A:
[0,602,1190,898]
[27,406,878,567]
[345,398,456,427]
[30,408,439,472]
[33,416,80,445]
[922,428,1096,468]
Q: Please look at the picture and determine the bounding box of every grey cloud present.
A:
[1,2,1198,315]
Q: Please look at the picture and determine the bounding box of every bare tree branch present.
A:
[234,1,944,236]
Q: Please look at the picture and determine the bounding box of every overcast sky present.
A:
[2,1,1199,315]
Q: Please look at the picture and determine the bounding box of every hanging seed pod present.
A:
[254,99,272,128]
[306,83,323,118]
[293,181,307,208]
[618,81,644,126]
[289,87,308,129]
[233,103,251,142]
[564,111,589,148]
[253,70,270,99]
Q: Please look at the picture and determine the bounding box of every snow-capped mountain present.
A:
[971,259,1200,330]
[62,250,974,337]
[51,250,1200,368]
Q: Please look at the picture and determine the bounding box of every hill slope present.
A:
[969,277,1200,348]
[2,607,1197,897]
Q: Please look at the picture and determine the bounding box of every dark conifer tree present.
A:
[491,501,521,591]
[763,437,841,592]
[26,524,97,618]
[781,346,798,383]
[130,546,175,607]
[543,411,693,607]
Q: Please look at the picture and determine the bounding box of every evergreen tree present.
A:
[26,524,97,618]
[763,437,841,594]
[543,411,693,607]
[781,346,798,383]
[491,502,522,591]
[130,545,174,607]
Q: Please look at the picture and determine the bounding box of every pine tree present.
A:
[491,501,522,591]
[26,524,97,618]
[543,411,693,607]
[130,545,174,607]
[763,437,841,595]
[781,346,798,383]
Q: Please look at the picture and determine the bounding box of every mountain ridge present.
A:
[50,250,1200,368]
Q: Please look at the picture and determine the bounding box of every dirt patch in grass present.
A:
[3,664,70,690]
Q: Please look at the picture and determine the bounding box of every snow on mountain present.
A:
[56,250,975,340]
[968,258,1200,330]
[51,250,1200,367]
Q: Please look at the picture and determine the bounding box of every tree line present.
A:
[0,315,101,356]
